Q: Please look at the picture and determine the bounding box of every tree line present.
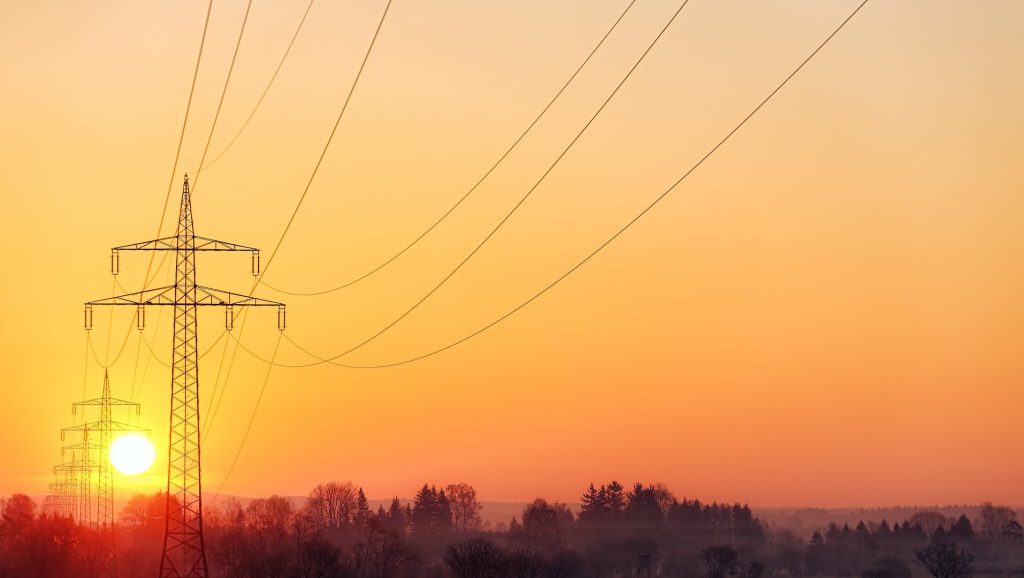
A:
[0,482,1021,577]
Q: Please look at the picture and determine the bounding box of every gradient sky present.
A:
[0,0,1022,508]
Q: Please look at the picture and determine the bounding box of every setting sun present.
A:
[109,434,156,476]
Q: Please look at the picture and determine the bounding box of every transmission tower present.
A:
[69,369,144,536]
[85,175,285,578]
[61,401,148,528]
[53,448,96,525]
[43,478,75,519]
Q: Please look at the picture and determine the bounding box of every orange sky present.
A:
[0,0,1022,508]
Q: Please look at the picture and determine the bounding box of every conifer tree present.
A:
[605,481,626,520]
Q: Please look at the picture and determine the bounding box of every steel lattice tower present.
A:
[71,369,143,534]
[62,388,147,529]
[86,176,285,578]
[47,478,75,519]
[53,449,95,525]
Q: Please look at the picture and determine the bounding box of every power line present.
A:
[200,0,317,172]
[129,264,172,402]
[256,0,693,364]
[202,307,250,441]
[87,0,215,374]
[260,0,640,297]
[200,0,393,439]
[145,0,216,287]
[252,0,393,291]
[232,0,871,370]
[207,331,284,506]
[138,328,229,369]
[190,0,255,193]
[89,315,138,369]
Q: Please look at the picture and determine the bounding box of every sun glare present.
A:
[109,434,156,475]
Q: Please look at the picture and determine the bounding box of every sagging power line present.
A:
[229,0,871,370]
[244,0,695,365]
[259,0,641,297]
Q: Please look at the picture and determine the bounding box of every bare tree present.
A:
[354,522,417,578]
[445,536,509,578]
[914,541,974,578]
[245,495,293,538]
[306,481,359,530]
[702,545,739,578]
[906,511,952,536]
[977,503,1018,540]
[652,482,677,513]
[294,538,346,578]
[446,483,483,532]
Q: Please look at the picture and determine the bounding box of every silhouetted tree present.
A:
[353,522,417,578]
[514,499,572,555]
[307,481,359,530]
[507,548,545,578]
[446,483,483,532]
[578,483,609,525]
[733,504,764,543]
[381,497,407,536]
[876,520,893,542]
[977,503,1018,540]
[293,537,346,578]
[626,483,663,524]
[949,515,974,543]
[411,484,454,548]
[356,487,372,530]
[1,494,35,530]
[702,545,739,578]
[911,512,952,536]
[605,481,626,520]
[914,540,974,578]
[805,531,828,575]
[445,536,509,578]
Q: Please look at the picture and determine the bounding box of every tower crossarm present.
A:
[73,397,141,409]
[87,285,177,306]
[62,442,104,451]
[114,235,258,253]
[86,284,286,331]
[62,420,150,439]
[54,459,100,473]
[109,234,262,276]
[87,285,282,308]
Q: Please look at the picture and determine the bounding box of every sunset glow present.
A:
[109,434,156,476]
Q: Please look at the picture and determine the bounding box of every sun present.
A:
[109,434,156,475]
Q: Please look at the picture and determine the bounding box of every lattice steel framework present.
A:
[45,479,76,519]
[53,450,96,525]
[85,176,285,578]
[71,369,142,535]
[61,397,147,530]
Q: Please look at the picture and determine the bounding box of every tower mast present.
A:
[86,176,285,577]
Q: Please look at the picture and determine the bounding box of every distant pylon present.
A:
[70,369,142,536]
[85,175,285,578]
[53,449,95,525]
[46,477,76,519]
